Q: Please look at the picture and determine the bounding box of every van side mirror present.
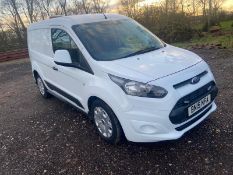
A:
[54,50,72,66]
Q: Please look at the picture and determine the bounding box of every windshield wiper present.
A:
[121,46,161,58]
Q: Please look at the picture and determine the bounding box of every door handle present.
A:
[53,67,58,71]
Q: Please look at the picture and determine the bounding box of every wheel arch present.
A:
[87,95,122,119]
[88,96,100,112]
[31,61,47,85]
[33,70,39,83]
[87,95,126,142]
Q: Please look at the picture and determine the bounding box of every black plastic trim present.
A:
[175,105,212,131]
[173,71,208,89]
[54,61,94,75]
[44,81,84,109]
[169,81,218,124]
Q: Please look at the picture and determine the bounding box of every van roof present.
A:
[28,13,128,31]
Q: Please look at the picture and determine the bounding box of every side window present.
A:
[51,28,90,71]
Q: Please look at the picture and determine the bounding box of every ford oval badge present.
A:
[190,76,200,84]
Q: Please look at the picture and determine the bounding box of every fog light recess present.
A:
[140,125,157,134]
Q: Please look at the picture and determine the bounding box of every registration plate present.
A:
[188,95,211,116]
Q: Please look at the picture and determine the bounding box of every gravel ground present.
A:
[0,49,232,175]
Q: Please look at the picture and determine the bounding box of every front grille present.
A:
[175,81,216,109]
[175,105,212,131]
[173,71,208,89]
[169,81,218,125]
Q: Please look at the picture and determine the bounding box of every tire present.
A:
[91,100,123,144]
[36,76,51,98]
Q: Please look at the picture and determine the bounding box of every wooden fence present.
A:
[0,49,28,62]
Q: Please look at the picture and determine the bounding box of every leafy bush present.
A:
[134,10,194,43]
[202,22,209,32]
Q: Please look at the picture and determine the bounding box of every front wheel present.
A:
[91,100,123,144]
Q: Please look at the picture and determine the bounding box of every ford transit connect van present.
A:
[28,14,218,144]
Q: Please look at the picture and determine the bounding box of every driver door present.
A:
[47,28,93,110]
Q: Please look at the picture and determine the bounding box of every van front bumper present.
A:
[115,80,218,143]
[119,102,217,142]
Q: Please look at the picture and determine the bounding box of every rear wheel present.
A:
[91,100,123,144]
[36,76,51,98]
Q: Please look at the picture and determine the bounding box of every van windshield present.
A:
[72,19,164,61]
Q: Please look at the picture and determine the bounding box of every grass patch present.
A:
[173,20,233,48]
[219,20,233,31]
[192,34,233,47]
[193,20,233,31]
[173,35,233,48]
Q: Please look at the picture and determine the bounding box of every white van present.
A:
[28,14,218,144]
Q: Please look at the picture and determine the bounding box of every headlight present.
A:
[109,74,168,98]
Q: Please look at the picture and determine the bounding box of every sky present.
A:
[223,0,233,11]
[109,0,233,11]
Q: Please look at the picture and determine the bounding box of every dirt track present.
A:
[0,49,232,175]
